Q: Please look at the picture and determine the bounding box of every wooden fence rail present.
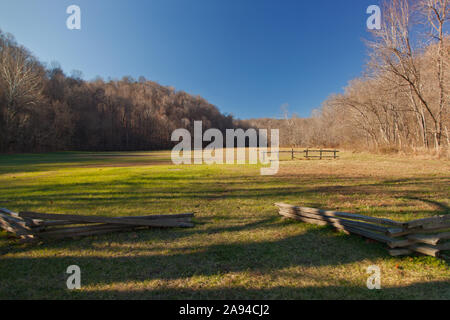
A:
[263,149,339,161]
[0,208,195,242]
[275,203,450,258]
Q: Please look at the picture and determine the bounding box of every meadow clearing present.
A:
[0,150,449,299]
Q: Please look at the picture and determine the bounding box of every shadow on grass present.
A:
[1,220,448,299]
[400,196,450,214]
[0,152,173,174]
[74,280,450,300]
[0,217,281,256]
[1,175,448,221]
[0,218,401,299]
[0,204,448,299]
[0,161,448,299]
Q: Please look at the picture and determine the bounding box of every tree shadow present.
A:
[2,175,449,211]
[400,196,449,214]
[0,217,280,256]
[0,219,399,299]
[73,280,450,300]
[0,169,449,299]
[1,220,448,299]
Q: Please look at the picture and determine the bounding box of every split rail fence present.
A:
[276,203,450,258]
[0,208,194,242]
[263,149,339,161]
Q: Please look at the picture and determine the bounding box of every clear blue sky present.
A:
[0,0,379,119]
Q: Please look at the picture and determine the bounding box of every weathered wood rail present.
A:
[276,203,450,258]
[0,208,195,242]
[263,149,339,161]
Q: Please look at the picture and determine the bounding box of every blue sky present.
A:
[0,0,379,119]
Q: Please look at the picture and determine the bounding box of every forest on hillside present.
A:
[0,0,448,154]
[0,30,236,153]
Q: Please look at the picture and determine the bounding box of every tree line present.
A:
[1,0,448,155]
[0,30,237,153]
[249,0,449,155]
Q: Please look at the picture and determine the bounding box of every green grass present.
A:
[0,151,449,299]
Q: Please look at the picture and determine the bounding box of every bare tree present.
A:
[417,0,449,147]
[0,35,44,150]
[366,0,449,150]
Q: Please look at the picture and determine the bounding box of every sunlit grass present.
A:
[0,150,449,299]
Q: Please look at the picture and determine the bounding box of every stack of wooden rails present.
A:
[0,208,194,242]
[275,203,450,258]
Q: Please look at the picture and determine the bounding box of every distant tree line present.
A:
[248,0,449,155]
[0,0,448,155]
[0,30,236,153]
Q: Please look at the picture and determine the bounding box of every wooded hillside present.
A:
[0,30,236,152]
[0,0,448,154]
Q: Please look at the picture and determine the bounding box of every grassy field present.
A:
[0,150,449,299]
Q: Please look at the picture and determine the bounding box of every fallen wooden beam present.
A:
[38,225,143,239]
[406,215,450,229]
[39,219,194,237]
[0,213,36,236]
[275,203,405,227]
[277,203,450,258]
[390,244,439,258]
[0,217,23,236]
[0,209,43,228]
[386,227,419,237]
[387,239,415,249]
[407,232,450,246]
[0,208,19,217]
[18,211,192,228]
[408,244,440,257]
[278,209,390,233]
[38,226,148,240]
[279,210,396,244]
[0,217,36,240]
[0,208,196,243]
[388,248,413,256]
[123,213,194,220]
[29,213,194,228]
